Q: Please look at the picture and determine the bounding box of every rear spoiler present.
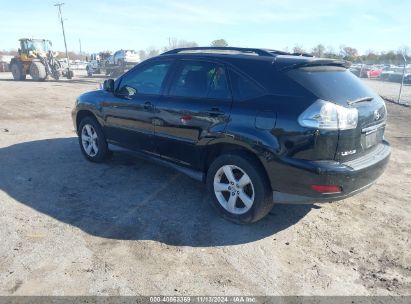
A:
[274,56,351,72]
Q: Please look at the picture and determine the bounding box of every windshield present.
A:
[25,40,51,52]
[287,66,377,105]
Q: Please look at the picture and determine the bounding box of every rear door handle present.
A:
[206,107,225,117]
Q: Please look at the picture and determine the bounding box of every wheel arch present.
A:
[203,141,273,191]
[76,110,98,133]
[9,58,23,69]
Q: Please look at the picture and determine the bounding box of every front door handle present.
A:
[143,101,153,110]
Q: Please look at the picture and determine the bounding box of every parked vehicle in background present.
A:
[380,69,395,81]
[349,64,369,78]
[72,47,390,224]
[87,50,140,78]
[380,66,411,82]
[110,49,140,66]
[86,52,112,77]
[0,55,13,72]
[367,68,383,79]
[103,50,140,77]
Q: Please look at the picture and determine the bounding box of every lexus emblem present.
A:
[374,110,381,121]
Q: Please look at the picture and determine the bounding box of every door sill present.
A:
[108,144,205,182]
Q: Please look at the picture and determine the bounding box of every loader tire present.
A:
[66,70,74,79]
[10,61,26,81]
[29,61,47,81]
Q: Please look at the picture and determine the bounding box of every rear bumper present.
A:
[269,141,391,204]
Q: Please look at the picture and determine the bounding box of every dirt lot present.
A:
[0,71,410,296]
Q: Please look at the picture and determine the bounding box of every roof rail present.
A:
[161,47,277,57]
[263,49,293,56]
[264,49,313,57]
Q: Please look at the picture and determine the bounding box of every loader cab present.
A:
[19,39,51,57]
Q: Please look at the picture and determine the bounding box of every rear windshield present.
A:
[287,66,376,104]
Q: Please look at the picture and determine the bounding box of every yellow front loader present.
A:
[10,38,73,81]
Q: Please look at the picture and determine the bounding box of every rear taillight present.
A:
[298,99,358,130]
[311,184,342,194]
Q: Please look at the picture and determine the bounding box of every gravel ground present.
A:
[0,71,410,296]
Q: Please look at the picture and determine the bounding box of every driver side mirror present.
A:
[103,79,114,92]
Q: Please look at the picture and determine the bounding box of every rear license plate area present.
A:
[364,128,384,149]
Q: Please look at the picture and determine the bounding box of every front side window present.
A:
[118,62,171,96]
[169,61,231,99]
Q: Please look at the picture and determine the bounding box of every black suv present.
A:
[72,47,390,224]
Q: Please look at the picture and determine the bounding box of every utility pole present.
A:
[79,39,82,61]
[54,2,70,70]
[398,53,407,104]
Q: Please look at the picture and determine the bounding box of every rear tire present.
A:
[29,61,47,81]
[206,153,274,224]
[78,116,109,163]
[10,61,26,80]
[86,66,93,77]
[66,70,74,79]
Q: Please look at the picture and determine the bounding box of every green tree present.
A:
[311,44,325,57]
[211,39,228,47]
[397,45,410,57]
[324,45,340,59]
[164,37,198,51]
[292,45,305,54]
[339,45,358,62]
[364,50,379,64]
[138,50,147,61]
[146,47,160,59]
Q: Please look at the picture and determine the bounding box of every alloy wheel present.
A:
[213,165,255,215]
[81,124,99,157]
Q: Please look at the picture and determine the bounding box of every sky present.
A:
[0,0,410,54]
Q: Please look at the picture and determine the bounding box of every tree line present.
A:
[294,44,410,65]
[1,39,409,65]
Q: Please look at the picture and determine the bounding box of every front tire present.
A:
[206,153,274,224]
[78,116,109,162]
[29,61,47,81]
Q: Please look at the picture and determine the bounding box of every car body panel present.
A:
[72,49,390,204]
[153,95,232,168]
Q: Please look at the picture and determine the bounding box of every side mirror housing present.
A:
[103,79,114,92]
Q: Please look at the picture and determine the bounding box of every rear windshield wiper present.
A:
[347,96,373,105]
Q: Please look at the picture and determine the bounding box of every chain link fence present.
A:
[363,79,411,105]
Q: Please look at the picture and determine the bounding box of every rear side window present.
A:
[225,58,308,97]
[169,61,231,99]
[229,70,265,101]
[287,66,376,104]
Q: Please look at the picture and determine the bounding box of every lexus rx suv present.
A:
[72,47,390,224]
